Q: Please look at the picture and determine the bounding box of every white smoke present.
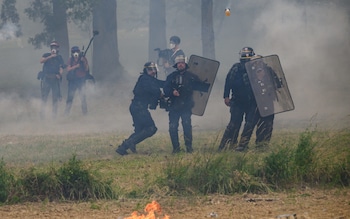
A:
[0,22,19,41]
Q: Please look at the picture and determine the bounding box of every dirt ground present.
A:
[0,188,349,219]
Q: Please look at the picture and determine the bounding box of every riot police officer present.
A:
[116,62,162,156]
[218,47,256,151]
[239,55,280,150]
[39,40,64,119]
[163,55,201,153]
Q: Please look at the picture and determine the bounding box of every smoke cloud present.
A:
[0,22,19,41]
[0,0,349,137]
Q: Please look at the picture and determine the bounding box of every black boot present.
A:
[172,146,181,154]
[116,141,129,156]
[186,145,193,153]
[129,143,137,153]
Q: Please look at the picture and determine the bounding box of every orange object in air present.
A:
[225,8,231,16]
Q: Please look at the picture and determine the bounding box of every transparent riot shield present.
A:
[245,55,294,117]
[187,55,220,116]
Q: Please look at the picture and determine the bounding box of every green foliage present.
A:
[0,159,13,203]
[24,0,96,48]
[0,0,22,36]
[294,129,315,180]
[262,147,294,186]
[57,155,115,200]
[161,153,267,195]
[20,166,61,201]
[0,128,349,205]
[6,155,116,203]
[159,129,350,194]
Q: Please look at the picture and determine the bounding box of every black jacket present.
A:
[132,73,162,109]
[163,69,200,111]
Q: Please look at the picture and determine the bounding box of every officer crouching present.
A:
[116,62,162,155]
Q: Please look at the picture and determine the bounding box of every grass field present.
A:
[0,127,349,218]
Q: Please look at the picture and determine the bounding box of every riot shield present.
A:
[245,55,294,117]
[187,55,220,116]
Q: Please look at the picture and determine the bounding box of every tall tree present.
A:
[52,0,69,61]
[92,0,123,83]
[201,0,215,59]
[149,0,166,62]
[25,0,69,60]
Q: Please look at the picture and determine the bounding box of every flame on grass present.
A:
[124,200,170,219]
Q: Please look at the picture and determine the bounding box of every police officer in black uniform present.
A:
[39,40,64,119]
[163,55,201,154]
[218,47,256,151]
[116,62,162,156]
[238,55,280,150]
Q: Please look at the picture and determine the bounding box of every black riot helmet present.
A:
[169,36,181,45]
[239,47,255,62]
[143,61,158,75]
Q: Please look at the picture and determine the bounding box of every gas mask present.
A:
[51,49,57,54]
[169,43,175,49]
[73,52,79,58]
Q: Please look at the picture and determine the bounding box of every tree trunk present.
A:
[52,0,69,62]
[201,0,215,59]
[92,0,123,83]
[149,0,166,62]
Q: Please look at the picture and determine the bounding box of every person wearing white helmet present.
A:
[163,55,202,154]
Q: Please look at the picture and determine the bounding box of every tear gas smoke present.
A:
[0,22,19,41]
[0,1,349,137]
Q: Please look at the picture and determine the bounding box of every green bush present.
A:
[261,147,294,187]
[0,159,13,203]
[20,167,60,201]
[17,155,116,202]
[161,153,267,195]
[57,155,115,200]
[293,130,315,181]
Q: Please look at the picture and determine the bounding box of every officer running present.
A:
[116,62,162,156]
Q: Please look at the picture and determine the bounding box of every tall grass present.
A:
[0,128,349,204]
[159,128,350,194]
[0,155,116,203]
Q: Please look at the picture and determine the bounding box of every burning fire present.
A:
[124,200,170,219]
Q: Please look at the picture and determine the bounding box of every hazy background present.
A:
[0,0,349,136]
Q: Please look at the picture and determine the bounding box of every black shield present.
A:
[187,55,220,116]
[245,55,294,117]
